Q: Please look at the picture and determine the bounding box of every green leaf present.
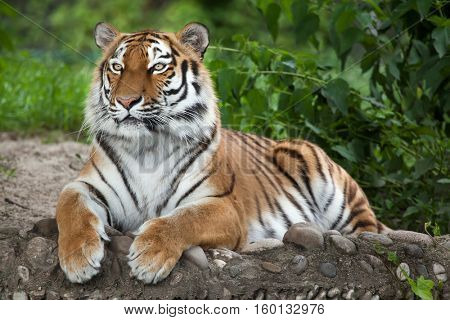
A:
[427,15,450,27]
[415,0,432,17]
[264,2,281,41]
[321,78,349,114]
[431,27,449,58]
[331,145,357,162]
[437,178,450,184]
[387,251,399,265]
[407,276,435,300]
[292,1,319,44]
[414,158,434,178]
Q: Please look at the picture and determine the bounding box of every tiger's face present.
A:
[87,22,217,140]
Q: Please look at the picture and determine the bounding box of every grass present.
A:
[0,51,91,134]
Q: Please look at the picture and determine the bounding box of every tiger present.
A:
[56,22,389,284]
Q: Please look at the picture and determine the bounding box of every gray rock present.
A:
[228,265,242,278]
[13,291,28,300]
[319,262,337,278]
[433,262,447,282]
[29,288,46,300]
[416,264,429,278]
[295,293,307,300]
[182,246,209,270]
[17,265,30,282]
[330,235,357,255]
[291,255,308,274]
[388,230,433,246]
[306,285,320,299]
[363,254,384,269]
[105,225,123,237]
[359,232,393,246]
[371,294,380,300]
[223,288,232,299]
[403,243,424,258]
[0,240,15,273]
[360,291,373,300]
[396,262,410,281]
[395,289,404,299]
[343,288,356,300]
[315,289,327,300]
[46,290,60,300]
[209,248,242,261]
[261,261,282,273]
[88,289,103,300]
[33,218,58,237]
[169,272,183,286]
[358,260,373,274]
[213,259,226,269]
[25,237,57,270]
[283,225,324,250]
[109,236,133,255]
[254,289,265,300]
[327,287,340,298]
[324,230,341,237]
[241,238,284,253]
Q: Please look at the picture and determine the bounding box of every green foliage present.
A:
[407,276,435,300]
[0,0,449,233]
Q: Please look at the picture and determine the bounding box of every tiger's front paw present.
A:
[128,218,183,284]
[58,225,108,283]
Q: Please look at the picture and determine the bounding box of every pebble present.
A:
[396,262,410,281]
[261,261,282,273]
[33,218,58,237]
[319,262,337,278]
[13,291,28,300]
[291,255,308,274]
[324,230,341,236]
[17,265,30,282]
[371,294,380,300]
[359,232,393,246]
[104,225,123,237]
[343,288,356,300]
[110,236,133,255]
[315,289,327,300]
[327,287,340,299]
[25,237,57,270]
[330,235,357,255]
[46,290,60,300]
[254,289,265,300]
[29,288,46,300]
[416,264,429,277]
[403,243,424,258]
[360,291,373,300]
[169,272,183,286]
[0,240,15,273]
[363,254,384,269]
[241,238,284,253]
[182,246,209,270]
[306,285,320,299]
[388,230,433,247]
[88,290,103,300]
[209,248,242,261]
[358,260,373,274]
[283,225,324,250]
[223,288,232,299]
[433,262,447,282]
[213,259,226,269]
[228,265,242,278]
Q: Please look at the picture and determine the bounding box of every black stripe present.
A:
[192,82,201,95]
[306,143,326,182]
[176,165,217,207]
[172,103,208,122]
[347,180,358,205]
[274,199,293,229]
[229,132,310,221]
[79,181,113,227]
[255,174,276,214]
[191,60,199,76]
[164,60,188,96]
[322,162,335,213]
[156,125,217,216]
[207,172,236,198]
[350,220,376,234]
[274,147,321,211]
[330,179,347,230]
[92,160,126,216]
[96,134,140,211]
[254,196,265,228]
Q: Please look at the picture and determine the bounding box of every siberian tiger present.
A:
[56,22,388,284]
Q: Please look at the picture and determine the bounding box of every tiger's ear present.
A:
[177,22,209,59]
[94,22,119,50]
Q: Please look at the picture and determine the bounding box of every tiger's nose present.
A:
[116,96,141,109]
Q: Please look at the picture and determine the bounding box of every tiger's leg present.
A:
[128,198,245,284]
[56,181,109,283]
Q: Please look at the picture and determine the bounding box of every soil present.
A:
[0,134,89,229]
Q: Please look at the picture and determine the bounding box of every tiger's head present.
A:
[87,22,218,141]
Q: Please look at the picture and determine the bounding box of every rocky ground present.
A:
[0,137,449,300]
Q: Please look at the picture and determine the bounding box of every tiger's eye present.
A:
[153,63,165,71]
[112,63,122,72]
